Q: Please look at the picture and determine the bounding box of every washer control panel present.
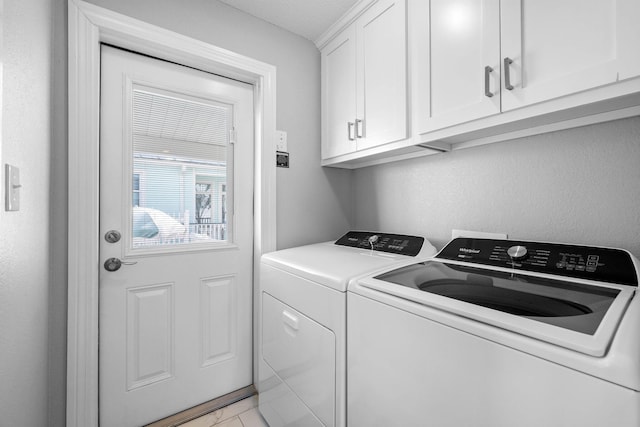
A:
[335,231,425,257]
[437,238,638,286]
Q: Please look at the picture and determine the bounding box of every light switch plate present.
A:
[276,130,288,152]
[5,164,21,211]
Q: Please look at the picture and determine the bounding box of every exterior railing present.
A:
[132,209,226,248]
[190,222,226,240]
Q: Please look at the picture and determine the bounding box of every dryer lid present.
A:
[261,232,436,292]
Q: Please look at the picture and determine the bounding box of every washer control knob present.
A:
[507,245,528,260]
[368,235,379,245]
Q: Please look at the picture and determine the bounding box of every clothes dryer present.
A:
[258,231,436,427]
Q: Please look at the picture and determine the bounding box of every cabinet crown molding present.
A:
[314,0,377,49]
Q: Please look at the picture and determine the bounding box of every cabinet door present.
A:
[421,0,501,132]
[501,0,622,111]
[355,0,408,150]
[322,26,357,159]
[618,0,640,80]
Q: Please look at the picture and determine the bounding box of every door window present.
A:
[130,86,233,250]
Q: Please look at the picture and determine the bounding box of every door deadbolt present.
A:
[104,257,137,272]
[105,230,121,243]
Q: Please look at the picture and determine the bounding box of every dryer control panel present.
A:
[335,231,425,257]
[437,238,638,286]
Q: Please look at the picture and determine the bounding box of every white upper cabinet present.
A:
[321,0,407,160]
[423,0,501,131]
[354,0,407,151]
[501,0,629,111]
[418,0,640,133]
[618,1,640,79]
[320,0,640,168]
[322,26,357,159]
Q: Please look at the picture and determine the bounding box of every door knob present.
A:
[104,257,137,272]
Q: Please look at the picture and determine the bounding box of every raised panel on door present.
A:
[201,275,237,366]
[420,0,501,133]
[126,283,175,390]
[355,0,408,150]
[501,0,621,111]
[321,26,357,159]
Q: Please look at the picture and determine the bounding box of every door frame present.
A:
[67,1,277,426]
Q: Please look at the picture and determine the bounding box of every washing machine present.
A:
[258,231,436,427]
[348,237,640,426]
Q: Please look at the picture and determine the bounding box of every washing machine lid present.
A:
[261,232,436,292]
[362,238,639,356]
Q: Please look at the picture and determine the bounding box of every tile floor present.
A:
[180,395,268,427]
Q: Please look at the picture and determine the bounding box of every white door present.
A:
[99,45,254,427]
[500,0,622,111]
[355,0,407,150]
[322,25,357,159]
[422,0,501,132]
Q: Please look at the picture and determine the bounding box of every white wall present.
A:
[354,117,640,257]
[0,0,54,426]
[86,0,353,249]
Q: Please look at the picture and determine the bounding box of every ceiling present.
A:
[217,0,360,42]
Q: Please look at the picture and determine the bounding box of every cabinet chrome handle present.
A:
[504,57,514,90]
[355,119,364,138]
[484,66,494,98]
[347,122,355,141]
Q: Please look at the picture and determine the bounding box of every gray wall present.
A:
[0,0,55,426]
[0,0,352,426]
[354,117,640,257]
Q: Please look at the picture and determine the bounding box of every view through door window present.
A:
[131,87,232,248]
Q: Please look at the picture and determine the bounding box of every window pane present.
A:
[131,87,232,249]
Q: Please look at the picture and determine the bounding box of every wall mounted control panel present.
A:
[335,231,425,257]
[437,238,638,286]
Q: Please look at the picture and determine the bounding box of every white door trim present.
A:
[67,1,277,426]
